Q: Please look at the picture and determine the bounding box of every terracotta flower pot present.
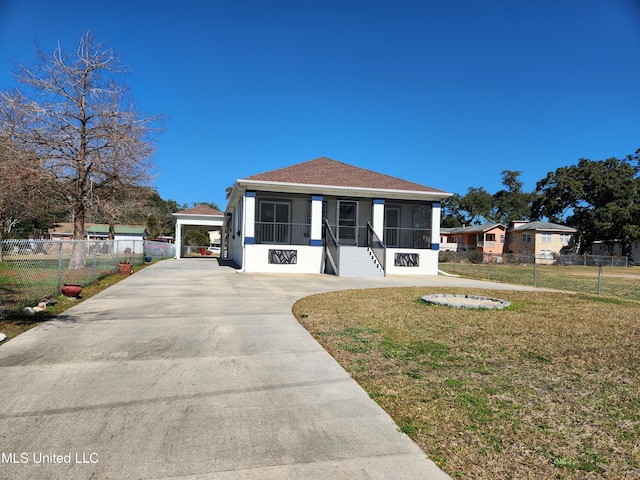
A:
[118,263,133,275]
[61,284,83,297]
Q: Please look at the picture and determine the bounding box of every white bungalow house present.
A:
[224,157,452,276]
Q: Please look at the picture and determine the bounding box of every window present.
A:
[541,233,552,242]
[522,234,531,243]
[486,233,496,242]
[500,234,505,244]
[559,233,571,243]
[540,250,552,259]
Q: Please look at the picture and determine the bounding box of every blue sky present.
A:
[1,0,639,210]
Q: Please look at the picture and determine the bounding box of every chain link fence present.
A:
[0,239,174,317]
[439,251,640,301]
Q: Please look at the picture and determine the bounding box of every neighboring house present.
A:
[48,222,147,253]
[440,224,507,257]
[87,225,147,254]
[592,239,640,262]
[173,205,225,259]
[506,221,577,262]
[591,240,623,258]
[439,229,458,252]
[48,222,74,240]
[224,157,451,276]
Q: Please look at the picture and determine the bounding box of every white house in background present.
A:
[48,222,146,253]
[173,205,225,258]
[87,224,147,254]
[224,157,452,276]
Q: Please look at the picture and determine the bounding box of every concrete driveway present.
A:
[0,259,536,479]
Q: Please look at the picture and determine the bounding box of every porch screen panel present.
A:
[259,201,290,244]
[384,207,400,247]
[411,204,432,249]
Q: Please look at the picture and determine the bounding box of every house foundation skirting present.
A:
[243,244,324,273]
[384,248,439,275]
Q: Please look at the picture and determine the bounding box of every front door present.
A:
[337,200,358,246]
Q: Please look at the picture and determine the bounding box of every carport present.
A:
[173,205,225,259]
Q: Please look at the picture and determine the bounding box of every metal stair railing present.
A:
[367,222,386,274]
[323,219,340,276]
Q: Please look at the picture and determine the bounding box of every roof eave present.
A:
[232,179,452,201]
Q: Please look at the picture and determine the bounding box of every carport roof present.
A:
[176,205,224,216]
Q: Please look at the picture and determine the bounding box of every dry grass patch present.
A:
[293,287,640,479]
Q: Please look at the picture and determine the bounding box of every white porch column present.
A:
[221,215,228,258]
[372,199,385,239]
[431,202,441,250]
[310,195,323,246]
[174,221,182,258]
[243,191,256,244]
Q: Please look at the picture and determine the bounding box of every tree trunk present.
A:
[69,205,87,269]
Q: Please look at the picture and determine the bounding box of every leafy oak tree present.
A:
[493,170,535,224]
[534,151,640,256]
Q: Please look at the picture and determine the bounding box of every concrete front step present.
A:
[339,246,384,277]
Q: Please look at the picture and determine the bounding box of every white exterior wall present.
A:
[243,244,323,273]
[384,248,439,275]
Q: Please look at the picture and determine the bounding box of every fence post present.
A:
[533,255,537,287]
[597,264,602,294]
[453,251,457,273]
[92,245,97,283]
[487,254,491,280]
[56,241,64,294]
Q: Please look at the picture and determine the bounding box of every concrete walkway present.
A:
[0,259,538,479]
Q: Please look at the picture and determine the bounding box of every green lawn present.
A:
[294,287,640,479]
[439,262,640,301]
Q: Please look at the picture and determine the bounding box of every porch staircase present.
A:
[339,246,384,278]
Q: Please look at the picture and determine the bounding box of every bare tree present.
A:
[0,92,53,259]
[90,83,157,246]
[6,31,161,268]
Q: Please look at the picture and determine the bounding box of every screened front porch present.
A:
[252,193,434,249]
